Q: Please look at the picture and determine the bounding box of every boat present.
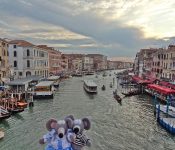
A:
[102,72,107,77]
[72,72,83,77]
[0,106,11,120]
[110,82,113,88]
[47,76,60,89]
[33,81,55,99]
[156,104,175,118]
[83,80,97,94]
[85,71,95,75]
[113,89,122,103]
[121,90,140,97]
[156,104,175,134]
[0,129,4,139]
[101,85,106,91]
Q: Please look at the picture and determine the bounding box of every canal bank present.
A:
[0,71,175,150]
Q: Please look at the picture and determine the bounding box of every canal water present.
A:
[0,70,175,150]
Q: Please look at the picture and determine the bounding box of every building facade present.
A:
[72,58,83,72]
[0,39,9,84]
[8,40,49,79]
[86,54,107,71]
[83,56,94,71]
[38,45,62,75]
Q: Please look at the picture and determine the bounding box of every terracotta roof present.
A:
[86,54,104,57]
[0,38,8,43]
[9,40,34,47]
[37,45,61,54]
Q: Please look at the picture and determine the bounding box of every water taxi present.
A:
[33,81,55,99]
[83,80,97,94]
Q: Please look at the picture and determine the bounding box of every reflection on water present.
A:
[0,70,175,150]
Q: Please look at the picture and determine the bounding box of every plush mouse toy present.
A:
[68,116,91,150]
[39,117,73,150]
[39,118,58,150]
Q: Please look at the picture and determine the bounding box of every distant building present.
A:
[8,40,49,79]
[72,58,83,72]
[134,48,158,77]
[61,54,68,72]
[0,39,10,84]
[64,54,84,71]
[86,54,107,71]
[107,60,133,69]
[83,56,94,71]
[37,45,62,75]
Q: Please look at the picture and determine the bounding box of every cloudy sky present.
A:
[0,0,175,57]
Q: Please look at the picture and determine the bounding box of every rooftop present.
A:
[7,76,43,85]
[35,81,54,87]
[9,40,34,47]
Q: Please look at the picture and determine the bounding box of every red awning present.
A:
[147,84,175,95]
[132,76,153,84]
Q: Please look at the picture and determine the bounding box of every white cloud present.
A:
[0,0,174,57]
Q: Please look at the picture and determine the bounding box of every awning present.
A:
[132,76,153,84]
[159,81,175,90]
[147,84,175,95]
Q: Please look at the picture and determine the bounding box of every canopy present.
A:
[159,81,175,90]
[147,84,175,95]
[132,76,152,84]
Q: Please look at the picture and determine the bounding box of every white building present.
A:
[83,56,94,71]
[72,58,83,72]
[8,40,49,79]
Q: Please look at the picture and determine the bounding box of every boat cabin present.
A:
[83,80,97,93]
[34,81,55,99]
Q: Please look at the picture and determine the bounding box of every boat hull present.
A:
[83,85,97,94]
[33,94,54,99]
[0,114,11,120]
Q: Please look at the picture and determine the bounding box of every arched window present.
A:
[26,71,31,77]
[27,60,30,67]
[14,51,17,57]
[169,74,172,80]
[14,61,17,67]
[27,49,30,56]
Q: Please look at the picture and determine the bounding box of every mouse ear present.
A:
[82,118,91,130]
[65,117,74,129]
[46,118,57,131]
[65,115,74,121]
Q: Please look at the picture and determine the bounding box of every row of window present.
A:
[13,49,48,58]
[34,60,48,67]
[14,60,48,68]
[14,70,49,77]
[157,53,173,60]
[14,60,30,67]
[152,62,175,68]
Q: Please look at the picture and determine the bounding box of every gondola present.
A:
[121,90,140,97]
[101,85,106,91]
[113,90,122,103]
[110,83,113,88]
